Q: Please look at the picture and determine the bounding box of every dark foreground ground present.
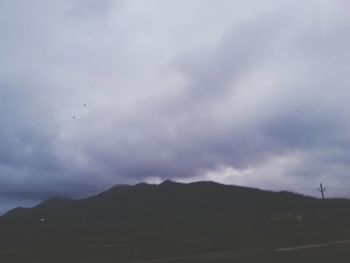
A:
[0,241,350,263]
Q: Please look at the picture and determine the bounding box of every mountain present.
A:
[1,181,350,262]
[1,181,308,225]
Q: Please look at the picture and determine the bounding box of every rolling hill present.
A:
[1,181,350,262]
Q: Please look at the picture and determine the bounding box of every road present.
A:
[133,239,350,263]
[276,239,350,252]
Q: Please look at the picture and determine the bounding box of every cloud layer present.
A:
[1,0,350,212]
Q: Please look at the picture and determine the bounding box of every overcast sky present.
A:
[1,0,350,213]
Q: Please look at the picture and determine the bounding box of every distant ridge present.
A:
[1,180,350,262]
[2,180,350,236]
[1,180,313,224]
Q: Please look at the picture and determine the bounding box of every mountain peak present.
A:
[159,179,177,186]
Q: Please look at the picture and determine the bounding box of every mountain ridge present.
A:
[1,180,312,222]
[1,180,350,262]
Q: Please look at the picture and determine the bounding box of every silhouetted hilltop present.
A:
[1,181,350,262]
[0,180,322,227]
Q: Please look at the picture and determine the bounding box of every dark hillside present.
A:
[1,181,350,262]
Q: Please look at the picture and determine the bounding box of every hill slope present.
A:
[2,181,309,225]
[1,181,350,261]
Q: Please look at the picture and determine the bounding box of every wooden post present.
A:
[317,183,326,200]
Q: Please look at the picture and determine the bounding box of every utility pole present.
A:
[317,183,326,200]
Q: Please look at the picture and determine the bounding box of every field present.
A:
[0,239,350,263]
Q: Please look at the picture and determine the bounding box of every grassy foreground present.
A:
[0,241,350,263]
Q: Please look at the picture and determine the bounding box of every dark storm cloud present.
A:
[1,0,350,212]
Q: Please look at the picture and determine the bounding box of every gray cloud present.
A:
[1,0,350,212]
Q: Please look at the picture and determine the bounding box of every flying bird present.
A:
[72,104,86,119]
